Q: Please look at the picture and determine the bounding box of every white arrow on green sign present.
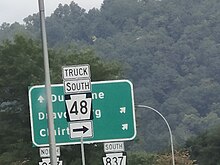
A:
[28,80,136,147]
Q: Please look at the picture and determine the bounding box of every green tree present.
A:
[186,125,220,165]
[1,0,220,155]
[0,35,121,164]
[156,150,195,165]
[127,151,155,165]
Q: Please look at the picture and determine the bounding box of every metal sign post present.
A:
[81,136,86,165]
[38,0,57,164]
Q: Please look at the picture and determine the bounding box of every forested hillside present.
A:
[1,0,220,164]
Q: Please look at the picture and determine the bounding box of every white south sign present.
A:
[104,142,125,153]
[63,79,91,94]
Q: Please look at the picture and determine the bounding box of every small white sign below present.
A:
[62,64,90,80]
[104,142,125,153]
[69,120,93,139]
[39,147,60,158]
[103,152,126,165]
[39,158,62,165]
[63,79,91,94]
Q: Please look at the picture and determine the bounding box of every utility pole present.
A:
[38,0,57,164]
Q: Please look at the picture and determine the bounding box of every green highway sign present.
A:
[29,80,136,147]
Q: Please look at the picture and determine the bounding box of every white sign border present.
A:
[29,80,136,147]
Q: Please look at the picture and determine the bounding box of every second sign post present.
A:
[62,64,92,165]
[62,64,93,139]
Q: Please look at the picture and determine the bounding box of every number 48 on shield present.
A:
[65,93,93,121]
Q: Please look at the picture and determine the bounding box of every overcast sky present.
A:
[0,0,103,24]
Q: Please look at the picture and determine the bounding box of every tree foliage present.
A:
[127,150,195,165]
[1,0,220,163]
[186,125,220,165]
[0,35,121,164]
